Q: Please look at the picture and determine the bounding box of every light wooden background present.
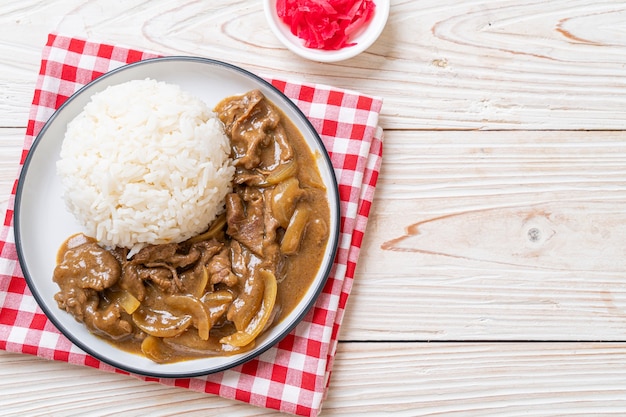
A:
[2,0,626,415]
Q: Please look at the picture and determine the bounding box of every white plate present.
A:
[14,57,340,378]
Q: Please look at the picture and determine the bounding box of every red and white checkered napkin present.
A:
[0,34,383,416]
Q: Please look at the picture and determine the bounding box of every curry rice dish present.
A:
[52,84,331,363]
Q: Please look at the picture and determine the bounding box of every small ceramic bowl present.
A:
[263,0,389,63]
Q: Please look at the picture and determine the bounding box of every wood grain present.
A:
[342,130,626,341]
[3,342,626,416]
[325,342,626,415]
[2,0,626,415]
[1,0,626,129]
[3,128,626,341]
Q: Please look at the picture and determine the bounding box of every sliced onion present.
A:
[163,329,255,356]
[165,295,211,341]
[141,335,172,363]
[132,307,192,338]
[265,159,297,185]
[179,266,209,298]
[271,177,303,229]
[109,289,141,314]
[280,203,311,255]
[220,269,277,347]
[202,290,234,326]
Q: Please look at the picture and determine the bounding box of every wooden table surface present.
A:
[2,1,626,415]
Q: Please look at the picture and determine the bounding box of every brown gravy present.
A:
[52,90,331,363]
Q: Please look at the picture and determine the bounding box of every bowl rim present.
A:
[263,0,390,63]
[14,56,341,378]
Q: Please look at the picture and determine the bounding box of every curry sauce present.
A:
[52,90,331,363]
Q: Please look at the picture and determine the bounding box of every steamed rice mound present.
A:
[57,78,235,253]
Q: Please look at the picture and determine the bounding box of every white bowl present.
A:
[14,57,340,378]
[263,0,389,63]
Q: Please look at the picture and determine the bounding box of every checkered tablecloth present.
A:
[0,33,383,417]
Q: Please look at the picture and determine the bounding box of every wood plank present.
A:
[0,351,279,416]
[3,129,626,341]
[3,1,626,415]
[340,129,626,341]
[325,342,626,415]
[1,0,626,130]
[2,342,626,415]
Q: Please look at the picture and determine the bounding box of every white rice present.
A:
[57,78,234,255]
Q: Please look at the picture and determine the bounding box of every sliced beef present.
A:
[226,192,265,256]
[120,263,147,301]
[54,242,121,291]
[215,89,270,169]
[137,264,177,292]
[53,286,98,322]
[132,243,178,265]
[53,242,121,319]
[84,302,133,340]
[227,268,265,332]
[53,242,131,340]
[206,247,238,287]
[215,89,293,170]
[191,239,224,269]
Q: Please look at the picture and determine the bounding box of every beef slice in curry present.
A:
[52,89,331,363]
